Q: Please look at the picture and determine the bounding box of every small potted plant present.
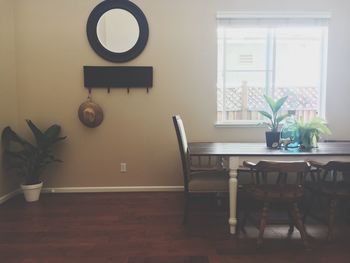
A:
[1,120,66,202]
[259,95,289,148]
[284,116,331,149]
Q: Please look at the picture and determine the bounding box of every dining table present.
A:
[188,142,350,234]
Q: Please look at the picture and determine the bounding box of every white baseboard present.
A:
[0,186,184,204]
[0,189,21,205]
[42,186,184,194]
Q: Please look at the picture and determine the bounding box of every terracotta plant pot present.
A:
[20,182,43,202]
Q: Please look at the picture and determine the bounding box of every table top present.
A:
[188,142,350,156]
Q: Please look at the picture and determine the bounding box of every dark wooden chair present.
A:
[172,115,229,224]
[306,160,350,241]
[239,160,310,248]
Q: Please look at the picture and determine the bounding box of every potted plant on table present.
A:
[283,116,331,149]
[259,95,289,148]
[1,120,66,202]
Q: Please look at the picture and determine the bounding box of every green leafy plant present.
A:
[1,120,66,185]
[285,116,331,149]
[259,95,290,132]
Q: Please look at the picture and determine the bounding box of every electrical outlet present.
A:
[120,163,127,173]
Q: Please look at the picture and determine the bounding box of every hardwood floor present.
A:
[0,192,350,263]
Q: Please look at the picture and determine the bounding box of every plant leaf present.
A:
[274,96,289,113]
[2,127,28,147]
[263,95,276,112]
[276,113,290,124]
[52,136,67,144]
[3,150,28,162]
[307,117,332,135]
[26,120,45,146]
[44,125,61,141]
[258,111,272,120]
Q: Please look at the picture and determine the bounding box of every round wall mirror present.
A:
[87,0,149,62]
[96,9,140,53]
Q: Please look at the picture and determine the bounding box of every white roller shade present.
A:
[217,12,331,28]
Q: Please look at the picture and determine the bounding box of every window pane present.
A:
[223,72,268,121]
[274,27,324,119]
[224,28,268,71]
[225,71,266,88]
[275,27,323,88]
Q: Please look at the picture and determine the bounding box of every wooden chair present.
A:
[307,160,350,240]
[172,115,229,224]
[239,160,310,248]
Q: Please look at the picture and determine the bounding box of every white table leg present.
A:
[228,156,239,234]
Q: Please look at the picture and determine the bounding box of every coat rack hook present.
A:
[107,88,110,94]
[87,88,92,100]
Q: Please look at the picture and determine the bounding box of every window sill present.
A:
[215,121,264,128]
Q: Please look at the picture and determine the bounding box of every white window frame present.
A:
[215,12,331,127]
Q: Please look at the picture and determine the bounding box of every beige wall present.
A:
[7,0,350,189]
[0,0,19,196]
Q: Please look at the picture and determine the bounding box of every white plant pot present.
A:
[21,182,43,202]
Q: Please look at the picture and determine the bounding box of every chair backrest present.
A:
[173,115,190,190]
[319,161,350,183]
[325,161,350,172]
[244,160,310,185]
[314,140,350,182]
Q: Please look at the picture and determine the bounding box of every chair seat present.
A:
[188,170,229,192]
[244,184,304,202]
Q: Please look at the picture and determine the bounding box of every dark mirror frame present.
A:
[87,0,149,63]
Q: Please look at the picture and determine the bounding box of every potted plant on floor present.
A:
[259,95,289,148]
[1,120,66,202]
